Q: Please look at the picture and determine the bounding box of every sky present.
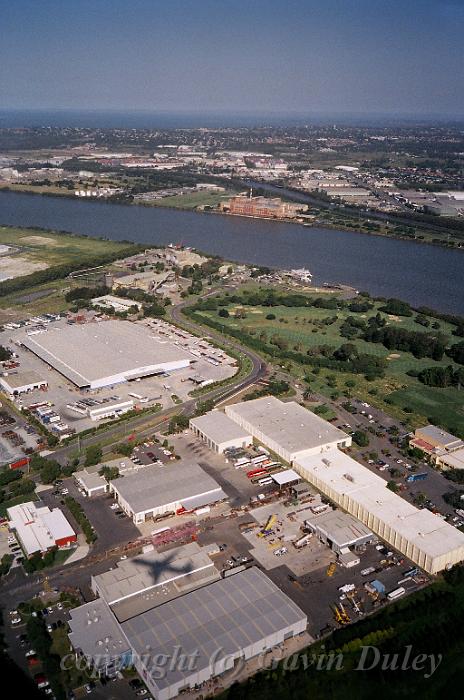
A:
[1,0,464,117]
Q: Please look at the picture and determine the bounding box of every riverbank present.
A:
[1,189,463,314]
[2,182,463,251]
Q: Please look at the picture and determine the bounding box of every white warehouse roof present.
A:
[225,396,349,460]
[21,320,191,389]
[295,449,464,573]
[7,501,76,556]
[190,410,252,444]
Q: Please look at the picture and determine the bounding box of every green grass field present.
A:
[0,225,129,266]
[196,297,464,435]
[137,190,235,210]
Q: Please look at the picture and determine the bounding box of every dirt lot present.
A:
[0,254,48,281]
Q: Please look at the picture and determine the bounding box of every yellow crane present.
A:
[258,514,277,537]
[326,562,337,577]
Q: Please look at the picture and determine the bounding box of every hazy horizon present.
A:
[2,0,464,118]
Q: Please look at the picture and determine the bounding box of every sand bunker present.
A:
[19,235,59,246]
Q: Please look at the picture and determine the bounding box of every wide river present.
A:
[0,190,463,314]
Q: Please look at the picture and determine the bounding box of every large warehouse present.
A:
[225,396,351,463]
[294,448,464,574]
[110,462,227,524]
[190,410,252,453]
[121,567,307,700]
[20,320,191,389]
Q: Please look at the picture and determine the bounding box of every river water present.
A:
[0,190,462,314]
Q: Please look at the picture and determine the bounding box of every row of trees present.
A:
[363,323,447,361]
[417,365,464,387]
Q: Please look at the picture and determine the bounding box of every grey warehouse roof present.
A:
[417,425,462,449]
[93,542,217,606]
[226,396,348,456]
[190,410,252,443]
[111,462,225,515]
[68,598,131,668]
[21,320,191,387]
[1,370,45,389]
[75,468,108,492]
[306,509,373,548]
[121,567,307,691]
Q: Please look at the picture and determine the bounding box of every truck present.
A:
[293,533,313,549]
[387,586,406,601]
[405,472,428,483]
[9,457,30,471]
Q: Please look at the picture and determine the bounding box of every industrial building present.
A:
[67,398,134,421]
[92,542,221,621]
[91,295,142,313]
[110,462,227,524]
[225,396,351,464]
[0,370,47,396]
[7,501,76,556]
[294,448,464,574]
[20,320,191,389]
[305,509,375,558]
[74,467,109,497]
[223,195,306,219]
[435,447,464,471]
[121,567,307,700]
[410,424,463,459]
[189,410,252,453]
[68,599,132,678]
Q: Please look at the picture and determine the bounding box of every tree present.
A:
[84,445,103,467]
[0,345,12,361]
[98,466,119,481]
[116,442,134,457]
[218,308,229,318]
[379,298,413,317]
[353,430,369,447]
[446,341,464,366]
[387,480,399,492]
[40,460,61,485]
[168,414,189,433]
